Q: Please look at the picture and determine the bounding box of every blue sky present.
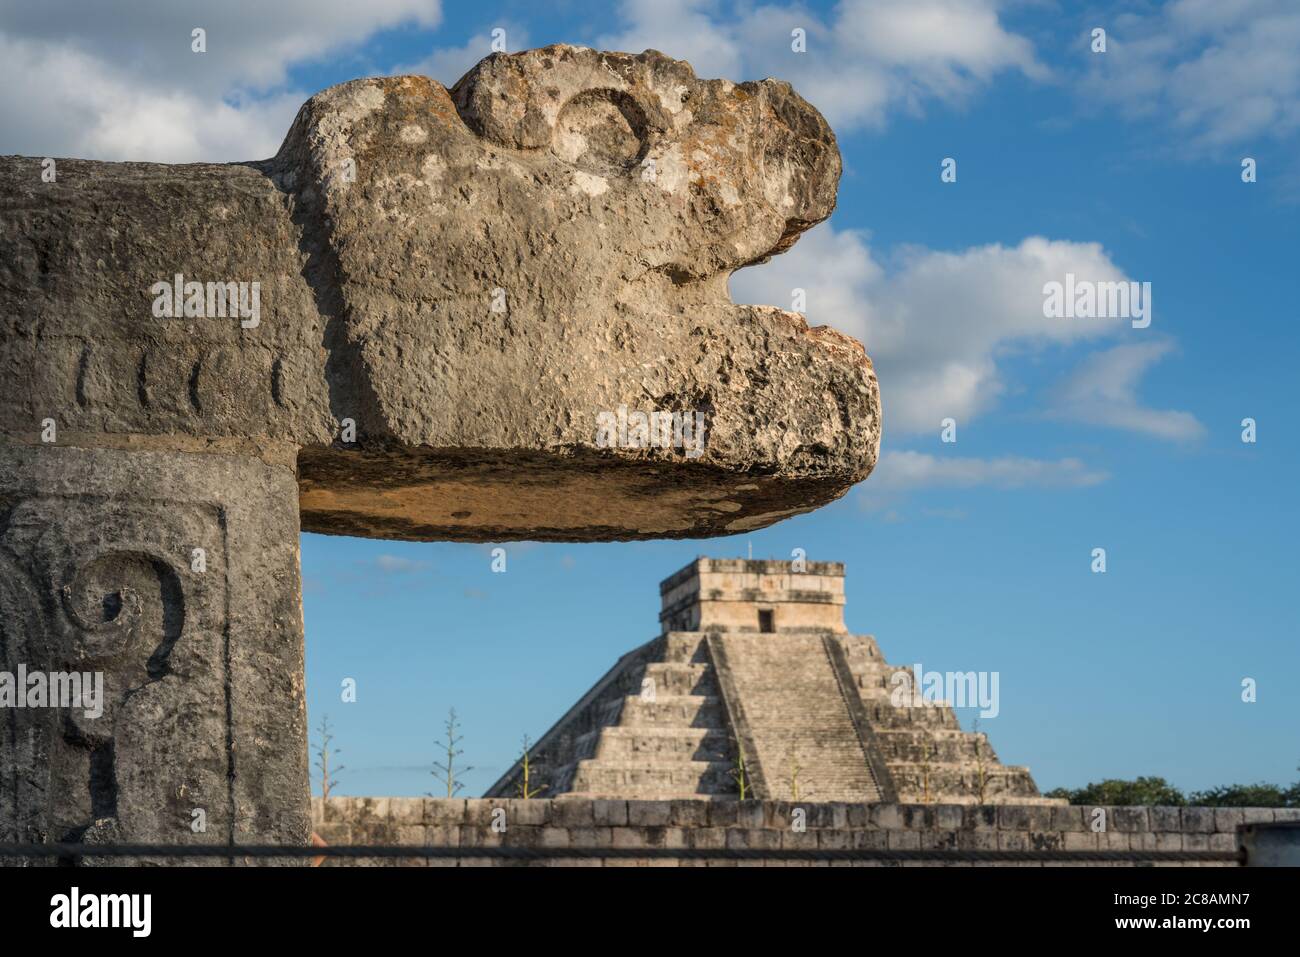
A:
[5,1,1296,798]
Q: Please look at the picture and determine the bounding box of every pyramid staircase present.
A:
[709,631,885,801]
[486,630,1056,805]
[488,633,738,800]
[835,634,1051,804]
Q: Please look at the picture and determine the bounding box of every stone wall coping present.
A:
[311,797,1298,833]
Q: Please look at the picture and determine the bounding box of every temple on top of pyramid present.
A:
[485,558,1059,804]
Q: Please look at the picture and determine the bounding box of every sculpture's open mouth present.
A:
[296,442,860,542]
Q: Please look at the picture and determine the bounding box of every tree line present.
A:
[1045,771,1300,807]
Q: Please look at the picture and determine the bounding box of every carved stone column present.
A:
[0,443,307,861]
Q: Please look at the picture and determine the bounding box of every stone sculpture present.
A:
[0,46,880,858]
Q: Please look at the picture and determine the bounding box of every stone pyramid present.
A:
[485,559,1055,804]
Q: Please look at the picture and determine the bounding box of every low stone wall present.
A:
[311,798,1298,866]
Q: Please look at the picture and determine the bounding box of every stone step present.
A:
[565,730,602,761]
[853,668,923,691]
[840,646,893,663]
[662,632,709,663]
[561,791,738,801]
[874,729,988,763]
[617,694,726,728]
[889,763,1042,799]
[712,631,881,802]
[638,661,717,696]
[593,698,626,727]
[567,759,735,795]
[842,654,888,671]
[837,635,882,658]
[857,674,903,692]
[862,702,961,729]
[594,726,732,762]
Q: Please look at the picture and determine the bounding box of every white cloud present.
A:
[0,0,443,161]
[1050,341,1205,441]
[304,551,432,596]
[599,0,1044,130]
[0,34,304,162]
[1080,0,1300,149]
[1,0,1042,159]
[731,226,1153,434]
[871,450,1109,490]
[1,0,444,91]
[394,25,531,87]
[598,0,743,80]
[370,554,431,574]
[857,449,1108,513]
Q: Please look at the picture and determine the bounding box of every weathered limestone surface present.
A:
[311,797,1276,866]
[1,44,879,543]
[0,445,307,861]
[0,46,881,860]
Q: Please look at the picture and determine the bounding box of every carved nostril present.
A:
[551,89,649,173]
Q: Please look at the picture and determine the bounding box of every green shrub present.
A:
[1046,770,1300,807]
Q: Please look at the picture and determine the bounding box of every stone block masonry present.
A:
[313,798,1294,866]
[711,631,881,801]
[487,559,1051,804]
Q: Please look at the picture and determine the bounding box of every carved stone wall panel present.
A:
[0,443,307,862]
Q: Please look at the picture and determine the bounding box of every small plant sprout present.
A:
[314,714,344,800]
[429,707,474,798]
[972,716,989,805]
[731,738,751,800]
[516,734,547,799]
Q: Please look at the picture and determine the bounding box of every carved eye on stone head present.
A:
[550,89,649,174]
[101,590,125,623]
